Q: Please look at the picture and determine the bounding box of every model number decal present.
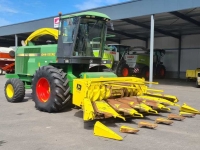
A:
[17,53,55,56]
[126,56,134,58]
[77,84,82,91]
[41,53,55,56]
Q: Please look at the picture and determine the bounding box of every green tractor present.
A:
[90,44,132,77]
[4,11,115,113]
[100,45,166,79]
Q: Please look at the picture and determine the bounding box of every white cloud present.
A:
[0,5,18,13]
[75,0,122,10]
[0,0,18,14]
[0,18,10,26]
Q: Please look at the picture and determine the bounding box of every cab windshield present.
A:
[74,18,106,57]
[108,45,129,55]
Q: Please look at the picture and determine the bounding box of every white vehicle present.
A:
[196,72,200,88]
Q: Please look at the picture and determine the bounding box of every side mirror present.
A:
[110,22,114,30]
[21,40,26,46]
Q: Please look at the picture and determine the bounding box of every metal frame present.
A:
[170,11,200,27]
[121,19,180,39]
[149,15,155,87]
[107,28,147,41]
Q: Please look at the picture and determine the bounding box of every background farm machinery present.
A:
[0,47,15,74]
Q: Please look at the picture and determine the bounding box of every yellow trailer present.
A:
[186,68,200,88]
[186,68,200,80]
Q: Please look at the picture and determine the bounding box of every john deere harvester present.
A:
[4,11,200,127]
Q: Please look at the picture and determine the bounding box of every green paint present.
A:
[66,65,77,93]
[61,11,110,20]
[80,72,117,78]
[136,54,150,66]
[5,74,19,79]
[15,44,57,75]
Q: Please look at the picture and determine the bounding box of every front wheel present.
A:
[4,78,25,102]
[32,65,71,113]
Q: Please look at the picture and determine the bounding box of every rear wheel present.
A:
[156,65,166,79]
[116,62,130,77]
[141,67,149,79]
[32,65,71,112]
[4,78,25,102]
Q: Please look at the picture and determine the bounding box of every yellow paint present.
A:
[135,103,158,114]
[156,103,171,111]
[83,98,95,121]
[94,100,125,121]
[72,76,181,121]
[6,84,14,98]
[24,28,58,45]
[17,53,55,57]
[146,92,179,103]
[94,121,123,141]
[138,95,176,106]
[179,111,195,117]
[180,103,200,114]
[41,53,55,56]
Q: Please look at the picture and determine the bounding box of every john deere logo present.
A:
[77,84,82,91]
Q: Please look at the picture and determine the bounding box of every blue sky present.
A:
[0,0,129,26]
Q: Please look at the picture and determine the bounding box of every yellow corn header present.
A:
[72,76,199,122]
[72,75,200,141]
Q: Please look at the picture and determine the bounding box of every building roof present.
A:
[1,0,200,46]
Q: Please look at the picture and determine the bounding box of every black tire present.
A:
[0,69,3,75]
[196,80,200,88]
[32,65,71,113]
[156,65,166,79]
[116,62,130,77]
[141,67,149,79]
[4,78,25,102]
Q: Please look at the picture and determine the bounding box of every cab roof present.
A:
[61,11,110,20]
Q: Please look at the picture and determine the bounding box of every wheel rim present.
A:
[122,68,129,77]
[146,71,149,78]
[36,78,50,103]
[6,84,14,98]
[160,69,165,76]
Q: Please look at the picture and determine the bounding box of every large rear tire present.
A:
[4,78,25,102]
[32,65,71,113]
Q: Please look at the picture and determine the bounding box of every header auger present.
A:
[4,11,200,141]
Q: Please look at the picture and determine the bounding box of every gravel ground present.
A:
[0,75,200,150]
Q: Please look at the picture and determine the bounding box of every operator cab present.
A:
[107,44,130,59]
[56,12,112,65]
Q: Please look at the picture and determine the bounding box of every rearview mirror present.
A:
[110,22,114,30]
